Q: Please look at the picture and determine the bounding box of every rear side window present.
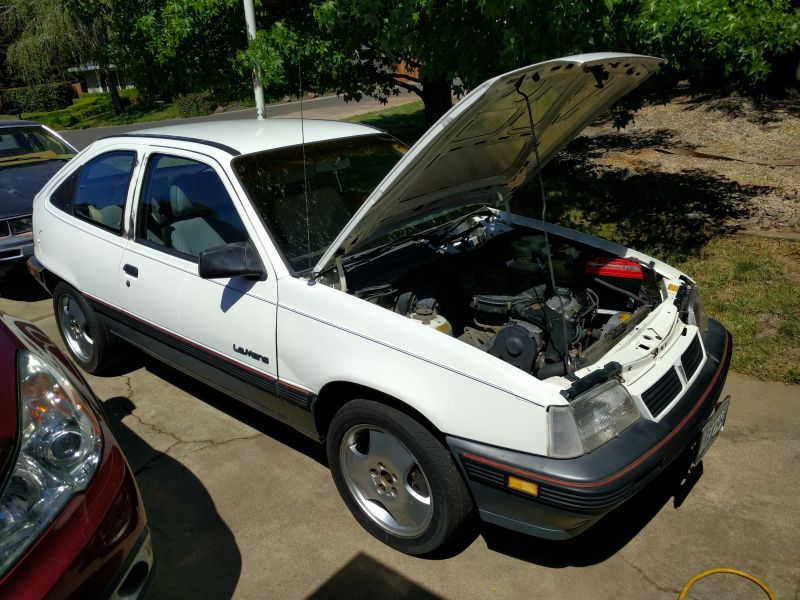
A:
[136,154,248,260]
[68,151,137,233]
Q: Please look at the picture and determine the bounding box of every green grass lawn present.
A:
[2,89,179,130]
[347,101,426,146]
[677,235,800,383]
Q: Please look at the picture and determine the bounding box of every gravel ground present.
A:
[572,94,800,234]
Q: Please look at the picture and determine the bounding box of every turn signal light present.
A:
[507,475,539,496]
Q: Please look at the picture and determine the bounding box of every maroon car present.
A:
[0,313,153,599]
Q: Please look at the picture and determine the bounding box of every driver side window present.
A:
[136,154,249,260]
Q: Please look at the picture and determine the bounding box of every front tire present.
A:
[53,282,117,374]
[327,399,474,555]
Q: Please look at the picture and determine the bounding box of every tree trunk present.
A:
[421,76,452,128]
[101,68,123,113]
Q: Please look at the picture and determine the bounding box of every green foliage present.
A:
[174,91,217,117]
[69,0,252,101]
[239,0,798,127]
[3,0,83,85]
[0,82,76,112]
[628,0,800,92]
[241,0,623,125]
[14,89,178,130]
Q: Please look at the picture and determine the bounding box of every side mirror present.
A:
[198,242,266,280]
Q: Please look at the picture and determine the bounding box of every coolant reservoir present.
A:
[409,307,453,335]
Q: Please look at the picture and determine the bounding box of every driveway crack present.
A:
[618,552,683,596]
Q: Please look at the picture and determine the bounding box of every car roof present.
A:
[120,118,383,156]
[0,120,44,128]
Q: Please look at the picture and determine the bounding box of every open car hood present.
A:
[313,52,660,274]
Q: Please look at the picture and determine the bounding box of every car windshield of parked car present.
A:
[0,127,75,166]
[232,134,407,272]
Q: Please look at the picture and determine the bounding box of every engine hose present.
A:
[679,568,775,599]
[593,277,646,306]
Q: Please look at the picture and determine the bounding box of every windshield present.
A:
[233,134,407,272]
[0,127,75,164]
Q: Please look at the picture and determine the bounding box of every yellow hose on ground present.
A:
[679,568,776,599]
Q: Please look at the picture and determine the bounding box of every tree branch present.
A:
[392,78,423,97]
[391,72,420,84]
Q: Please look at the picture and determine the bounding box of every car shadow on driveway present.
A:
[141,356,327,464]
[307,553,442,599]
[102,394,243,600]
[0,272,50,301]
[480,450,704,567]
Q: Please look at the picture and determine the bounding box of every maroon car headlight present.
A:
[0,351,102,574]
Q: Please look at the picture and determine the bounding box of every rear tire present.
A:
[53,282,117,374]
[327,399,474,555]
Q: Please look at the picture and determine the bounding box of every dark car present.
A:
[0,313,153,598]
[0,122,76,277]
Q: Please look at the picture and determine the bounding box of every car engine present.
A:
[347,216,662,379]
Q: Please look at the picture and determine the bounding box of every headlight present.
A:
[548,381,640,458]
[0,351,102,574]
[688,285,708,334]
[9,217,32,235]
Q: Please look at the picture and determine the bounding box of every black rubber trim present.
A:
[560,361,621,401]
[107,133,241,156]
[84,294,278,396]
[681,333,703,380]
[448,318,732,530]
[641,367,682,418]
[277,381,315,410]
[100,526,152,600]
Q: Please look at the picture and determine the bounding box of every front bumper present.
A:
[0,233,33,277]
[447,318,732,539]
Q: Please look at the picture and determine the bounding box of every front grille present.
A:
[461,454,635,514]
[681,335,703,380]
[538,483,634,514]
[0,220,9,237]
[462,457,506,488]
[642,368,682,418]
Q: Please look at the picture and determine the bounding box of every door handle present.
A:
[123,264,139,278]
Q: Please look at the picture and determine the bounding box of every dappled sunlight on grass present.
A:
[677,235,800,383]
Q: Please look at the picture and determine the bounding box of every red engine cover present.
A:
[584,257,643,280]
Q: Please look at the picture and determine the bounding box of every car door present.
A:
[116,148,285,417]
[43,147,141,306]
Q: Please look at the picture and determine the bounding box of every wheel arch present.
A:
[313,380,444,443]
[40,268,64,296]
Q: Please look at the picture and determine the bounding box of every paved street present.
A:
[1,274,798,600]
[61,91,420,149]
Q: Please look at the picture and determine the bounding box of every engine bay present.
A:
[344,213,665,380]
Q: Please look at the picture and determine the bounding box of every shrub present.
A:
[175,91,217,117]
[0,82,76,113]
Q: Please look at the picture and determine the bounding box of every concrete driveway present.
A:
[1,275,798,600]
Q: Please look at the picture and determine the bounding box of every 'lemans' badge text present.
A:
[233,344,270,365]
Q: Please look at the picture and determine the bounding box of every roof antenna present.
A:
[298,59,313,275]
[515,75,571,377]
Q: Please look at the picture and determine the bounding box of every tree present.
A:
[242,0,798,127]
[628,0,800,95]
[3,0,83,85]
[242,1,623,126]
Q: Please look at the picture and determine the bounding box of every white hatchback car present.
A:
[30,53,731,555]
